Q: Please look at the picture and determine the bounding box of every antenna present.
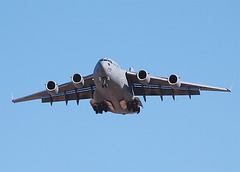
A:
[129,67,135,72]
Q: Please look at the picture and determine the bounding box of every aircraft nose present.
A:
[95,60,108,75]
[98,61,105,71]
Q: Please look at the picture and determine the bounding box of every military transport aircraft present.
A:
[12,58,231,114]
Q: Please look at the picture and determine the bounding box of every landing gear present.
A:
[99,77,110,88]
[93,103,108,114]
[127,101,141,114]
[102,79,108,88]
[90,99,114,114]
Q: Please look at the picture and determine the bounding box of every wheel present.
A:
[127,102,132,111]
[137,107,140,114]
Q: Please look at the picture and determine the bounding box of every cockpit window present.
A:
[99,58,112,64]
[100,58,107,62]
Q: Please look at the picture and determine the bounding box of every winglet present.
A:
[227,81,234,92]
[11,92,15,103]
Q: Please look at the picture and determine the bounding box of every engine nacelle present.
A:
[168,74,181,89]
[137,70,150,85]
[46,80,59,95]
[72,73,84,89]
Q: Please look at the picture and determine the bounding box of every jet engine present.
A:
[168,74,181,89]
[72,73,84,89]
[46,80,59,95]
[137,70,150,85]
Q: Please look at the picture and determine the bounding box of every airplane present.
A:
[12,58,231,114]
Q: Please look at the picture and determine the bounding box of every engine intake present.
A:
[46,80,59,95]
[168,74,181,89]
[72,73,84,88]
[137,70,150,85]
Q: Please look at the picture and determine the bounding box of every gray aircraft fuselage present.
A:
[93,58,136,114]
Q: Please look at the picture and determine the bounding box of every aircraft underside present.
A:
[91,74,143,114]
[90,96,143,114]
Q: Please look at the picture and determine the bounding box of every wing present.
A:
[126,71,230,100]
[12,74,95,105]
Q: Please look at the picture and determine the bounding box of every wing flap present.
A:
[133,85,200,96]
[42,89,94,103]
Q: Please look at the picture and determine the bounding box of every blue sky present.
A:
[0,0,239,171]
